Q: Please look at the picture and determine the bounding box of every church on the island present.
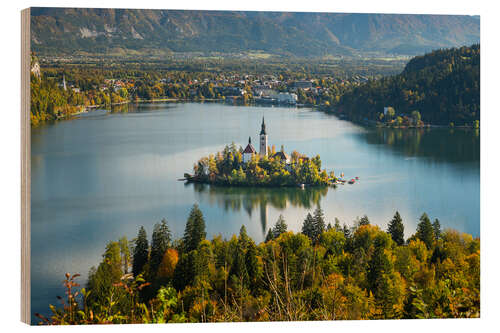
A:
[243,117,290,164]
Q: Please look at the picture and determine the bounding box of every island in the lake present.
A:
[184,117,355,187]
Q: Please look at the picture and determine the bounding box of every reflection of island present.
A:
[189,183,329,234]
[361,127,479,164]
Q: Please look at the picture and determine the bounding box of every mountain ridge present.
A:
[30,8,480,58]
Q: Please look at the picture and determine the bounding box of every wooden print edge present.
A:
[21,7,31,325]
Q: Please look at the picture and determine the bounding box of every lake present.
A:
[30,102,480,321]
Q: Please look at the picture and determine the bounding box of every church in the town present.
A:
[242,117,290,164]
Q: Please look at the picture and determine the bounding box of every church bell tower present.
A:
[259,116,268,157]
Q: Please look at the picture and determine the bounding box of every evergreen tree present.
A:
[173,251,196,291]
[265,228,274,242]
[387,211,405,246]
[357,215,370,227]
[239,225,250,248]
[230,242,248,285]
[312,207,326,240]
[416,213,435,249]
[326,222,333,231]
[183,204,207,252]
[150,219,172,278]
[367,233,392,292]
[272,214,288,238]
[433,218,442,240]
[301,213,315,240]
[245,242,259,291]
[132,226,149,277]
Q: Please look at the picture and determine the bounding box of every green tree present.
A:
[432,218,441,240]
[183,204,207,252]
[265,228,274,242]
[132,226,149,277]
[357,215,370,227]
[312,207,326,241]
[272,214,288,238]
[150,219,172,278]
[416,213,435,249]
[301,213,315,240]
[245,242,259,291]
[86,241,123,308]
[387,211,405,246]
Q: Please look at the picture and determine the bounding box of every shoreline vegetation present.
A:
[35,205,479,324]
[184,144,337,187]
[30,44,479,129]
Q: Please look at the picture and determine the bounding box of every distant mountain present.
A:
[338,44,480,125]
[30,8,479,58]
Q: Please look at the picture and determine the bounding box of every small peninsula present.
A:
[184,117,345,187]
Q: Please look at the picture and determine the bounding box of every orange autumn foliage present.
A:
[157,248,179,279]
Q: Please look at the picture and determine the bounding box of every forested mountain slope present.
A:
[338,45,480,125]
[30,8,479,58]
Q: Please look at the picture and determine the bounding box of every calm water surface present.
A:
[30,102,479,321]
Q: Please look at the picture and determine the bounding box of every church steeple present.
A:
[259,116,268,157]
[260,116,267,135]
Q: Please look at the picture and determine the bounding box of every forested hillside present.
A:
[30,8,479,58]
[338,45,480,125]
[36,205,479,324]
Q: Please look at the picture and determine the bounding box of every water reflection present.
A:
[360,127,480,164]
[190,183,329,234]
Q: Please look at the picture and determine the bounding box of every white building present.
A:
[274,92,297,104]
[242,137,256,163]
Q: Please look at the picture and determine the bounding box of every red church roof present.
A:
[243,143,256,154]
[243,136,256,154]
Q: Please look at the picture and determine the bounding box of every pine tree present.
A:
[433,218,441,240]
[183,204,207,252]
[312,207,326,242]
[132,226,149,277]
[272,214,288,238]
[245,242,259,291]
[230,242,248,285]
[387,211,405,246]
[302,213,315,240]
[239,225,250,248]
[173,251,196,291]
[265,228,274,242]
[150,219,172,278]
[358,215,370,227]
[416,213,435,249]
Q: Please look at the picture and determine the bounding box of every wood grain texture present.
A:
[21,7,31,325]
